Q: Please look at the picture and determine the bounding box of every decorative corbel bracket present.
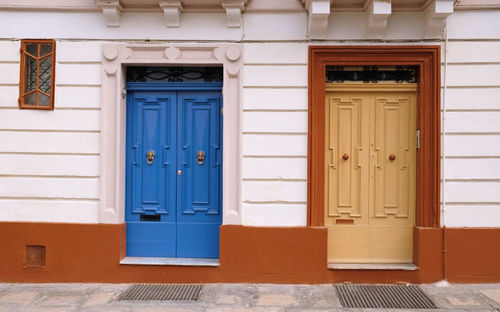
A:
[221,0,246,28]
[424,0,454,39]
[159,1,183,28]
[303,0,331,39]
[95,0,122,27]
[366,0,392,39]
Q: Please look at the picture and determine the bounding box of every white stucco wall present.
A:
[441,10,500,227]
[0,40,102,222]
[0,8,499,227]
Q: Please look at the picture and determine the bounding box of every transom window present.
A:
[19,39,55,110]
[126,66,223,83]
[326,66,418,83]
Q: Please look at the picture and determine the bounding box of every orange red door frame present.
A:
[307,45,441,228]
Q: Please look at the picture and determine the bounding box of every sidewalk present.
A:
[0,282,499,312]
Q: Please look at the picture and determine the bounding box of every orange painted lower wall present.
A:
[0,222,497,283]
[444,228,500,283]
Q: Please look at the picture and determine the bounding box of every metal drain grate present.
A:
[336,284,438,309]
[117,284,202,301]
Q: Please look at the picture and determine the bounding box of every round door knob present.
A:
[389,154,396,161]
[342,153,349,160]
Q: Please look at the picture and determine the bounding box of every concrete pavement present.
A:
[0,282,499,311]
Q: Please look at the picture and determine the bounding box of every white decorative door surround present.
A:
[99,43,243,224]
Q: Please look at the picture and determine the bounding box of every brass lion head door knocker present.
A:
[197,150,205,165]
[146,150,155,165]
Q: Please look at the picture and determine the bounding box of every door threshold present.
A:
[328,263,417,271]
[120,257,220,267]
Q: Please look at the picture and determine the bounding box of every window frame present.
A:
[19,39,56,110]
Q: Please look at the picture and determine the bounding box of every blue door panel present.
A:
[178,92,222,224]
[127,92,177,222]
[126,88,222,259]
[139,103,161,210]
[126,222,176,257]
[176,223,220,258]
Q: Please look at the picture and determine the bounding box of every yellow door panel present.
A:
[325,84,416,264]
[371,93,416,226]
[324,93,370,224]
[327,225,370,263]
[370,226,413,263]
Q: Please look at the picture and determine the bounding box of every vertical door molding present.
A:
[308,46,441,228]
[99,43,243,225]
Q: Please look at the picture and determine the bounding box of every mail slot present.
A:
[140,214,161,222]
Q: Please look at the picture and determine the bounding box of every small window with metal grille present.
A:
[19,39,56,110]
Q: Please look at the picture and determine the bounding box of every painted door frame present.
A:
[308,46,441,229]
[98,44,243,225]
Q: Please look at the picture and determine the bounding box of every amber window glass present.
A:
[19,40,56,109]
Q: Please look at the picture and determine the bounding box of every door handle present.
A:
[146,150,155,165]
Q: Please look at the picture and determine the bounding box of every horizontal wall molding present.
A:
[445,179,500,182]
[442,85,500,89]
[445,202,500,206]
[243,155,307,159]
[0,196,99,201]
[444,62,500,65]
[0,129,99,133]
[0,174,99,179]
[243,178,307,182]
[243,132,307,135]
[445,156,500,159]
[56,84,101,87]
[243,63,308,66]
[243,86,308,89]
[445,132,500,135]
[0,151,99,156]
[447,39,500,42]
[243,109,308,112]
[445,109,500,112]
[55,107,101,111]
[243,200,307,205]
[57,61,102,65]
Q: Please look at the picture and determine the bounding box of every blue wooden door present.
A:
[126,87,222,258]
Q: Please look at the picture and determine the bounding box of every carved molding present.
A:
[366,0,392,39]
[100,43,243,225]
[221,0,246,28]
[159,1,182,28]
[95,0,122,27]
[303,0,331,39]
[424,0,454,39]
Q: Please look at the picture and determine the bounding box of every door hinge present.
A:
[416,129,421,150]
[121,87,127,99]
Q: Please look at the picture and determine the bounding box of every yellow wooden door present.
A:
[325,84,416,264]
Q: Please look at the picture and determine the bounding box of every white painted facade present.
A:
[0,1,499,227]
